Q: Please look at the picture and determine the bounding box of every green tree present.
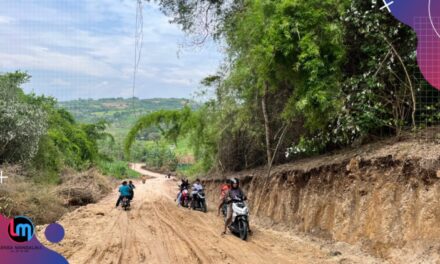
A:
[0,72,47,163]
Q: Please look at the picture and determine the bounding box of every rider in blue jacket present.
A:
[116,181,131,207]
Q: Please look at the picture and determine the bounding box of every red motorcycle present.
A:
[180,189,190,208]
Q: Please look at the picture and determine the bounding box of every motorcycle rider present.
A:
[218,179,231,216]
[222,178,252,235]
[128,180,136,201]
[176,178,190,206]
[190,179,203,209]
[115,181,131,207]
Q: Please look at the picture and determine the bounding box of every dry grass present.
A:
[57,168,114,206]
[0,165,67,224]
[0,165,114,225]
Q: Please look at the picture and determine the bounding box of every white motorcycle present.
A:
[227,198,250,240]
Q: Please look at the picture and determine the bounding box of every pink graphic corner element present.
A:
[388,0,440,90]
[0,214,68,264]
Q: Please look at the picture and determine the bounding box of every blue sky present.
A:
[0,0,222,100]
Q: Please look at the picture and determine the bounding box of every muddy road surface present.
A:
[38,164,384,264]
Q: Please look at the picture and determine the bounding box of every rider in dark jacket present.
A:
[176,179,190,206]
[180,179,189,191]
[222,178,252,235]
[128,181,136,200]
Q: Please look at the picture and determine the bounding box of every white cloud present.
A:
[0,47,118,77]
[0,0,222,100]
[51,78,71,86]
[0,15,13,24]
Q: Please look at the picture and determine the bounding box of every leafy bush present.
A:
[1,72,114,183]
[143,141,178,171]
[0,72,47,163]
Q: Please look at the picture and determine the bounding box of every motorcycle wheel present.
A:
[238,220,248,241]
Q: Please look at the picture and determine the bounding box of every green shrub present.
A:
[97,160,140,179]
[0,72,47,163]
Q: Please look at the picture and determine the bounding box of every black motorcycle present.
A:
[121,196,131,211]
[190,190,207,213]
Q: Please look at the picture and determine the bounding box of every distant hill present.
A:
[60,97,197,139]
[60,97,195,123]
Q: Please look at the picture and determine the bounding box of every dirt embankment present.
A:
[203,134,440,263]
[0,167,114,224]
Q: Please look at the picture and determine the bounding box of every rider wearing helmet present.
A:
[222,178,252,235]
[218,179,231,216]
[176,178,190,206]
[190,178,203,208]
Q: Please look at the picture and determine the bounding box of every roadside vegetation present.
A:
[0,72,133,223]
[125,0,440,177]
[97,160,140,179]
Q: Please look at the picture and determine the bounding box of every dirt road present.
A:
[38,164,385,264]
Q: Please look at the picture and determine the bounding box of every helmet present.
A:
[230,178,239,185]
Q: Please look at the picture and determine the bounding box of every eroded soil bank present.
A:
[203,133,440,263]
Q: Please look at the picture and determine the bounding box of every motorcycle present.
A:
[190,190,207,213]
[179,188,190,208]
[121,196,131,211]
[227,199,249,240]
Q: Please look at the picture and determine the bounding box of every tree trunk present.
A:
[261,81,272,165]
[383,36,416,128]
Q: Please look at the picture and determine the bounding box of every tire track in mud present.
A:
[155,199,296,264]
[153,199,238,263]
[151,202,206,263]
[38,165,385,264]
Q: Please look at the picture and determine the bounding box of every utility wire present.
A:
[132,0,144,115]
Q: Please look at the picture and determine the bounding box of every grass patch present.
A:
[176,161,205,180]
[97,160,141,179]
[174,137,194,156]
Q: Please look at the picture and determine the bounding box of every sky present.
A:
[0,0,222,101]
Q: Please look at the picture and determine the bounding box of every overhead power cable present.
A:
[132,0,144,115]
